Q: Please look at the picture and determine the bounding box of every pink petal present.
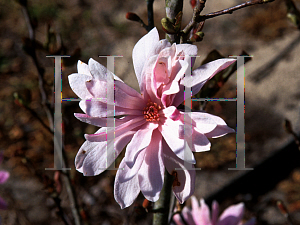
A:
[212,201,219,225]
[163,144,196,204]
[173,59,236,106]
[68,73,93,99]
[79,100,143,117]
[85,117,146,142]
[0,171,9,184]
[173,214,186,225]
[0,196,7,210]
[191,196,200,211]
[160,118,196,164]
[124,122,158,168]
[217,203,244,225]
[114,169,140,209]
[196,199,212,225]
[74,113,135,127]
[190,59,236,96]
[138,130,164,201]
[181,207,197,225]
[162,60,188,96]
[76,128,135,176]
[77,60,92,76]
[85,79,144,110]
[176,44,198,67]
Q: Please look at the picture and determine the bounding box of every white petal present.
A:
[114,167,140,209]
[160,118,196,164]
[68,73,93,99]
[76,129,135,176]
[132,28,166,91]
[88,58,123,82]
[77,60,91,76]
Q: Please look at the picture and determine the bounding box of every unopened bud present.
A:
[190,0,197,9]
[287,13,300,28]
[161,17,177,34]
[190,31,204,42]
[126,12,141,22]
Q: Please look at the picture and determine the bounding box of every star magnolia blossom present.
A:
[69,28,236,208]
[0,154,9,210]
[173,196,256,225]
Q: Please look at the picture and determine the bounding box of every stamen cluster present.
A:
[143,100,161,122]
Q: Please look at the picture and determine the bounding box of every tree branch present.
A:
[165,0,183,43]
[147,0,155,31]
[20,3,82,225]
[198,0,275,22]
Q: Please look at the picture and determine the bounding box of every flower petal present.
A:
[114,167,140,209]
[182,58,236,89]
[212,200,219,225]
[204,114,235,138]
[0,171,9,184]
[74,113,135,127]
[85,79,144,110]
[76,128,135,176]
[0,196,7,210]
[160,118,196,164]
[85,117,146,142]
[124,122,159,168]
[217,203,244,225]
[189,129,211,152]
[68,73,93,99]
[133,28,171,92]
[88,58,122,82]
[79,100,142,117]
[163,144,196,204]
[138,130,164,201]
[197,199,212,225]
[77,60,91,76]
[173,58,236,106]
[118,150,146,183]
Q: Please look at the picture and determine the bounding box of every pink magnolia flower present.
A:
[69,28,236,208]
[0,154,9,210]
[173,196,256,225]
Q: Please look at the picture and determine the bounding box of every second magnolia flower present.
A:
[68,28,236,208]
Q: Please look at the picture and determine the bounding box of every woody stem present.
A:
[152,170,174,225]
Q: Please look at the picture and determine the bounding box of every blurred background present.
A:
[0,0,300,224]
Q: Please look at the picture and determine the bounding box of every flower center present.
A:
[143,100,161,122]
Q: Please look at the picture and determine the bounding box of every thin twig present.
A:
[24,104,54,134]
[198,0,275,22]
[284,119,300,151]
[21,3,82,225]
[147,0,155,30]
[182,0,274,43]
[153,170,174,225]
[165,0,183,43]
[21,4,54,131]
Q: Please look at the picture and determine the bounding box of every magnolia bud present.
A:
[126,12,141,22]
[161,17,177,34]
[190,31,204,42]
[190,0,196,9]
